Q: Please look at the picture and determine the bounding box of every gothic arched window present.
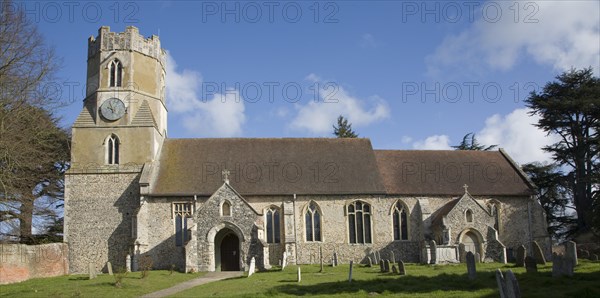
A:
[266,207,280,243]
[107,134,119,165]
[392,201,409,241]
[348,200,372,244]
[305,201,321,242]
[109,59,123,87]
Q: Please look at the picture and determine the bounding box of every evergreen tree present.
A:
[526,68,599,234]
[452,133,497,150]
[333,115,358,138]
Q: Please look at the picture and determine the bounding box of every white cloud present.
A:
[477,108,558,164]
[290,74,390,134]
[412,135,452,150]
[165,52,246,137]
[427,1,600,77]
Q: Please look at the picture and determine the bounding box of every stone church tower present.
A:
[64,26,167,272]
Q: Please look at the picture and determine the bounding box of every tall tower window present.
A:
[109,59,123,87]
[107,134,120,164]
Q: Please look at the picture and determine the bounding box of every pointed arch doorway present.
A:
[215,229,240,271]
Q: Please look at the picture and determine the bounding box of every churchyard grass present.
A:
[1,261,598,297]
[0,270,204,297]
[172,260,600,297]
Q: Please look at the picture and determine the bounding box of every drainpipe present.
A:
[293,193,298,265]
[527,200,533,255]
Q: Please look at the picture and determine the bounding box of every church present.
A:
[64,26,550,273]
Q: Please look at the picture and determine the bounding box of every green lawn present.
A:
[0,270,204,298]
[172,260,600,298]
[1,261,598,297]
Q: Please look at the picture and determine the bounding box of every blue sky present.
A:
[27,0,599,164]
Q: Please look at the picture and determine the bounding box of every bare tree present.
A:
[0,0,68,242]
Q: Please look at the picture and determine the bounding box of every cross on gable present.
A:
[222,169,230,184]
[463,184,469,193]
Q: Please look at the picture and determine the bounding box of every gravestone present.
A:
[297,266,301,282]
[367,256,373,267]
[458,243,466,263]
[126,254,131,272]
[398,260,406,275]
[376,251,381,264]
[379,259,384,272]
[319,247,324,272]
[524,256,537,273]
[88,263,96,280]
[565,241,577,265]
[348,261,353,283]
[384,259,390,273]
[391,265,398,274]
[106,262,113,275]
[475,252,481,263]
[331,256,335,267]
[531,241,546,265]
[515,245,526,267]
[390,251,396,263]
[466,251,476,280]
[430,240,437,264]
[248,257,256,277]
[591,254,599,261]
[496,269,521,298]
[282,251,288,270]
[333,252,338,266]
[579,250,590,259]
[552,253,574,277]
[505,270,521,298]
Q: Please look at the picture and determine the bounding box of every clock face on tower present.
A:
[100,98,126,121]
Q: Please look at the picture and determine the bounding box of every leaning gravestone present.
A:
[531,241,546,265]
[398,260,406,275]
[496,269,521,298]
[430,240,438,264]
[475,252,481,263]
[391,265,398,274]
[106,262,113,275]
[565,241,577,266]
[591,254,599,261]
[384,260,390,273]
[88,263,96,280]
[466,251,476,280]
[515,245,526,267]
[248,257,256,277]
[367,256,373,267]
[348,261,353,283]
[379,260,385,272]
[524,256,537,273]
[297,266,301,282]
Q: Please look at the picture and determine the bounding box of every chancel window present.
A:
[109,59,123,87]
[348,201,372,244]
[266,207,280,243]
[107,134,119,165]
[305,202,321,242]
[392,201,409,241]
[174,203,192,247]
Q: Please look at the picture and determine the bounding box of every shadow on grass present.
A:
[272,272,497,296]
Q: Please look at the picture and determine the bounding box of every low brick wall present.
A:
[0,243,69,284]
